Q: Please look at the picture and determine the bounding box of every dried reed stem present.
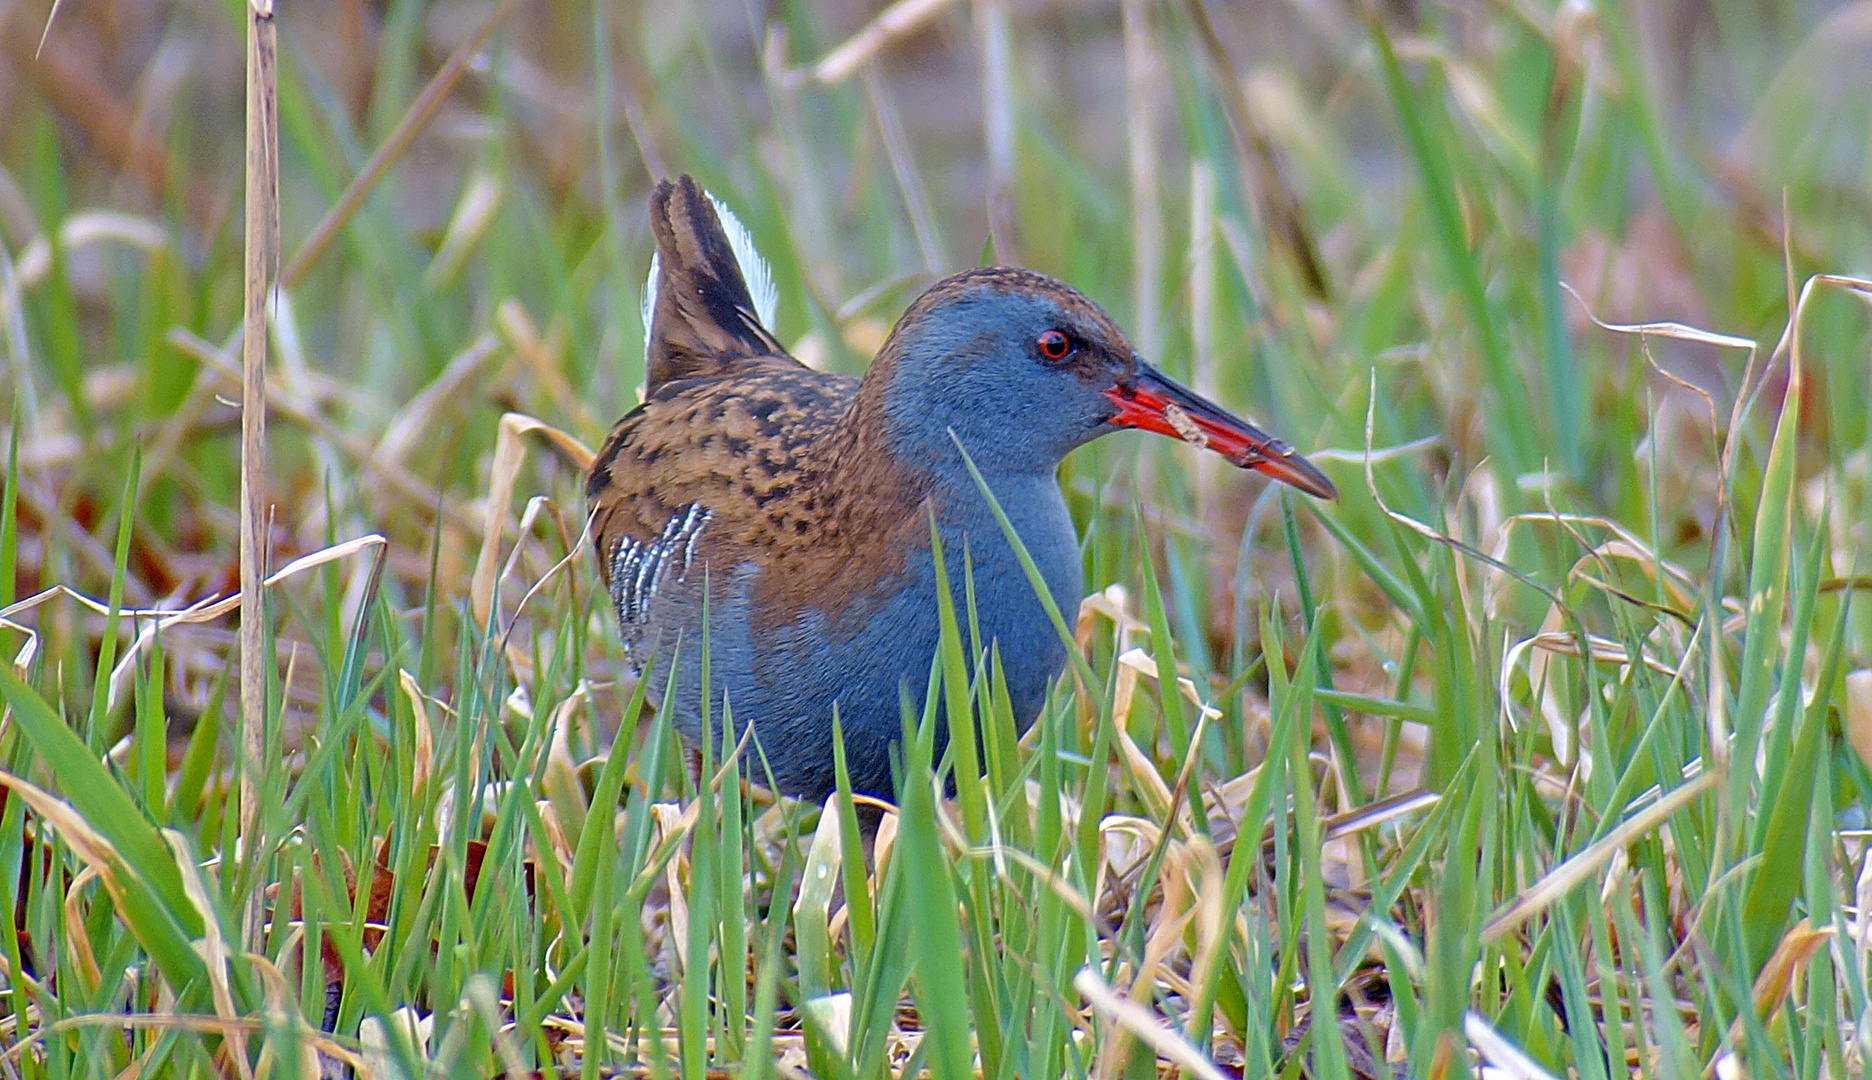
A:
[239,0,279,947]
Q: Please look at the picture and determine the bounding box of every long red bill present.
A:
[1106,361,1338,500]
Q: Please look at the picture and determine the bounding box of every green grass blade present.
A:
[0,667,208,994]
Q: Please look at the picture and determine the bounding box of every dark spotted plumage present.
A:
[588,175,1335,801]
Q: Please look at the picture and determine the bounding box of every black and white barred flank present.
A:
[608,502,711,655]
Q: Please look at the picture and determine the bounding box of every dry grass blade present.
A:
[58,865,105,999]
[1100,840,1209,1075]
[104,535,383,709]
[1297,787,1440,851]
[1559,280,1757,350]
[398,668,438,798]
[472,412,594,630]
[809,0,960,85]
[0,533,389,710]
[969,844,1099,924]
[1076,585,1149,656]
[0,586,207,672]
[494,300,592,427]
[1108,656,1176,821]
[1559,281,1760,543]
[423,171,504,290]
[31,0,63,56]
[1361,370,1564,609]
[252,955,356,1078]
[1846,670,1872,774]
[166,327,481,533]
[1724,918,1832,1050]
[1307,435,1443,467]
[1491,512,1702,604]
[1115,648,1223,722]
[1481,770,1714,945]
[1110,649,1222,842]
[1464,1011,1564,1080]
[0,772,131,941]
[1075,967,1227,1080]
[0,1014,269,1070]
[1561,279,1760,537]
[491,496,580,659]
[376,333,503,466]
[1510,629,1679,677]
[1180,838,1227,1042]
[1,212,171,322]
[166,830,252,1080]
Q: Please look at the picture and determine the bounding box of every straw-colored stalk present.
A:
[239,0,278,947]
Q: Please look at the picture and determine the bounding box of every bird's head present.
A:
[867,266,1337,500]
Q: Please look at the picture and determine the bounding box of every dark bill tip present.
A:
[1106,361,1338,500]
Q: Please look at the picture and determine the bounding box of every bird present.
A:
[587,175,1336,803]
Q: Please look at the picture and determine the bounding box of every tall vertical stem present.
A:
[239,0,278,948]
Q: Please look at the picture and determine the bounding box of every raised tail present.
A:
[643,175,791,390]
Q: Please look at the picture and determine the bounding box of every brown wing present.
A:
[644,175,794,391]
[586,363,862,657]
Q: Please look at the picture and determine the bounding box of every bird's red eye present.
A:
[1037,329,1072,360]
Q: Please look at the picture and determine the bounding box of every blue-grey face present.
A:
[877,274,1138,477]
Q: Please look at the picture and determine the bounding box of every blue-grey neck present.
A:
[849,294,1107,781]
[866,297,1102,641]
